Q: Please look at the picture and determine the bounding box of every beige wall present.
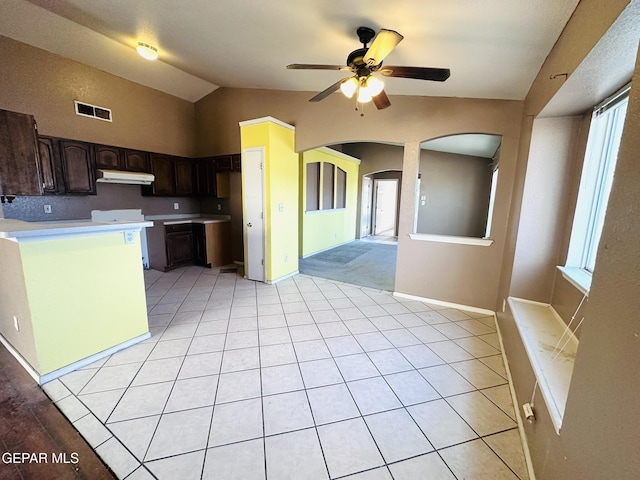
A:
[0,240,39,371]
[196,89,523,309]
[0,36,196,156]
[509,116,583,302]
[417,150,493,237]
[497,1,640,478]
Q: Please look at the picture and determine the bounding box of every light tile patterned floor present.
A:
[43,266,530,480]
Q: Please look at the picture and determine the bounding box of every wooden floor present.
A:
[0,344,115,480]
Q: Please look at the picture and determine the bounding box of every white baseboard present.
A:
[0,332,151,385]
[392,291,494,316]
[267,270,299,285]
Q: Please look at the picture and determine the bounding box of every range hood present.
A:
[96,169,155,185]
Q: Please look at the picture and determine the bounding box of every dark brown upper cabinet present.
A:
[214,155,233,172]
[195,157,217,197]
[59,140,96,194]
[232,153,242,172]
[123,149,149,172]
[174,157,194,196]
[0,109,43,196]
[213,154,241,172]
[143,153,175,196]
[37,136,64,194]
[95,144,122,169]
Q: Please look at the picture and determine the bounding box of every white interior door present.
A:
[373,179,398,234]
[242,147,265,282]
[360,176,372,238]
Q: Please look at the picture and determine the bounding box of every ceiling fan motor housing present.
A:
[356,26,376,46]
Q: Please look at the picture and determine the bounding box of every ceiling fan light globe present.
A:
[357,89,373,103]
[340,77,358,98]
[364,75,384,96]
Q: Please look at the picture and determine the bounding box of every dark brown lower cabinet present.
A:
[192,223,208,266]
[165,224,193,270]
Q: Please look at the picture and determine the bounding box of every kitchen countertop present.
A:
[0,218,153,240]
[145,214,231,226]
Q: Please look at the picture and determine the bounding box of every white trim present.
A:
[393,291,494,316]
[0,332,150,385]
[239,116,295,130]
[267,270,299,285]
[301,239,355,259]
[408,233,494,246]
[494,315,538,480]
[557,266,591,296]
[233,260,245,266]
[315,146,361,164]
[507,297,579,435]
[304,208,348,215]
[0,334,40,383]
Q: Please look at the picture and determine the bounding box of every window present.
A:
[306,162,320,211]
[563,85,629,291]
[336,167,347,208]
[322,163,335,210]
[305,161,347,212]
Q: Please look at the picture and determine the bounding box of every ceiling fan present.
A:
[287,26,450,110]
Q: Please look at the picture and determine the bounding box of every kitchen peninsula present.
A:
[0,218,152,384]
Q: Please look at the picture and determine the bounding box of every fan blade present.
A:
[364,29,404,66]
[379,66,450,81]
[309,79,345,102]
[373,90,391,110]
[287,64,351,71]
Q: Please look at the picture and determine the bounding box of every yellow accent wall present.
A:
[300,148,360,257]
[16,232,148,374]
[240,118,299,282]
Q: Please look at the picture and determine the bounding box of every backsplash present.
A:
[1,183,205,221]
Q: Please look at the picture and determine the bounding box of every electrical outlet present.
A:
[284,254,288,262]
[13,316,19,332]
[173,202,179,210]
[217,203,222,211]
[44,204,52,214]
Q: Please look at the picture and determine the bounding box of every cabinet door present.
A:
[95,145,122,169]
[123,150,149,172]
[146,154,175,196]
[60,140,96,194]
[232,153,242,172]
[215,155,233,172]
[195,158,217,197]
[192,223,208,266]
[166,229,194,269]
[38,136,64,194]
[175,157,194,196]
[0,109,42,195]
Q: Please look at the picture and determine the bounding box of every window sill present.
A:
[557,266,591,296]
[305,208,347,215]
[408,233,493,246]
[507,297,579,435]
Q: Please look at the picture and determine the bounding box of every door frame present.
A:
[372,178,399,236]
[242,146,267,282]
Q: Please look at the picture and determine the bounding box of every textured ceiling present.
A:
[0,0,581,103]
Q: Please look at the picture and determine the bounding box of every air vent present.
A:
[74,101,112,122]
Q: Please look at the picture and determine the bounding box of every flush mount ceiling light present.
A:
[136,42,158,61]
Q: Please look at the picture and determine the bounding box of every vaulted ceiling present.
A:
[1,0,580,102]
